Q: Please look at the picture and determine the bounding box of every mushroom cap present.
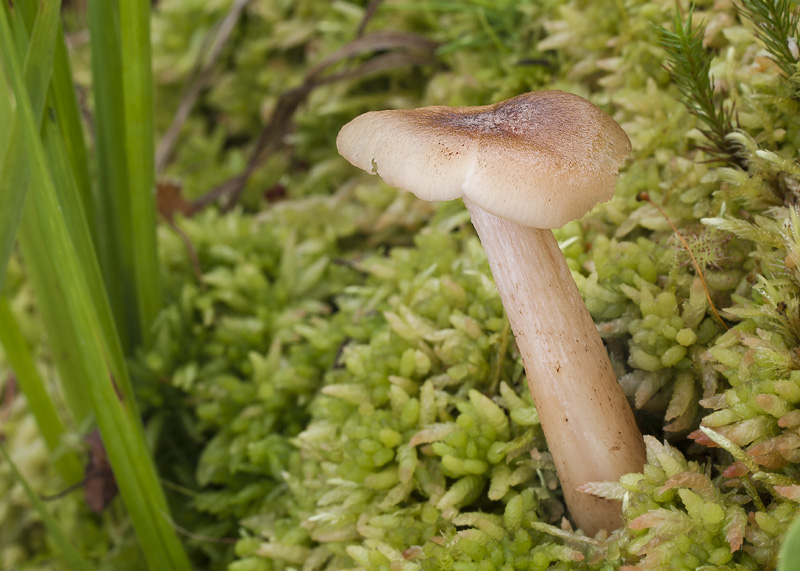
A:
[336,90,631,228]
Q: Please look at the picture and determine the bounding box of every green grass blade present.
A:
[0,108,29,292]
[11,0,153,411]
[29,0,137,411]
[86,0,137,352]
[18,214,93,422]
[16,116,137,421]
[39,109,140,410]
[21,188,191,570]
[2,0,134,420]
[16,0,95,238]
[3,0,27,51]
[0,46,11,166]
[51,33,94,228]
[779,511,800,571]
[0,443,93,571]
[119,0,163,344]
[0,0,61,290]
[0,297,83,484]
[0,6,190,570]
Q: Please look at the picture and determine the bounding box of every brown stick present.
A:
[636,192,728,331]
[192,31,439,212]
[156,0,251,174]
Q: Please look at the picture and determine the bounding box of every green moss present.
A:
[4,0,800,568]
[137,0,800,567]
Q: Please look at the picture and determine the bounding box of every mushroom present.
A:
[336,90,645,535]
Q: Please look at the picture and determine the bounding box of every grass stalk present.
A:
[86,0,137,352]
[1,2,191,568]
[0,443,93,570]
[0,0,61,290]
[16,0,92,227]
[17,214,94,423]
[0,298,84,484]
[5,0,134,421]
[119,0,163,345]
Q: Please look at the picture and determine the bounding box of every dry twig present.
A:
[637,192,729,331]
[155,0,252,174]
[193,30,439,212]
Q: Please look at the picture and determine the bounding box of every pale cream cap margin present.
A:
[336,90,631,229]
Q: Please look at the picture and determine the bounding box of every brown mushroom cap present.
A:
[336,90,631,229]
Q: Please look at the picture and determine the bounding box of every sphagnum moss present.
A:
[4,0,800,568]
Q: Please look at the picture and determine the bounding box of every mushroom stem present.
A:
[464,197,645,535]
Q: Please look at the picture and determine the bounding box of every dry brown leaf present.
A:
[84,429,118,514]
[157,180,195,222]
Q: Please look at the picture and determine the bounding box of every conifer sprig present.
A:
[738,0,800,80]
[659,7,743,167]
